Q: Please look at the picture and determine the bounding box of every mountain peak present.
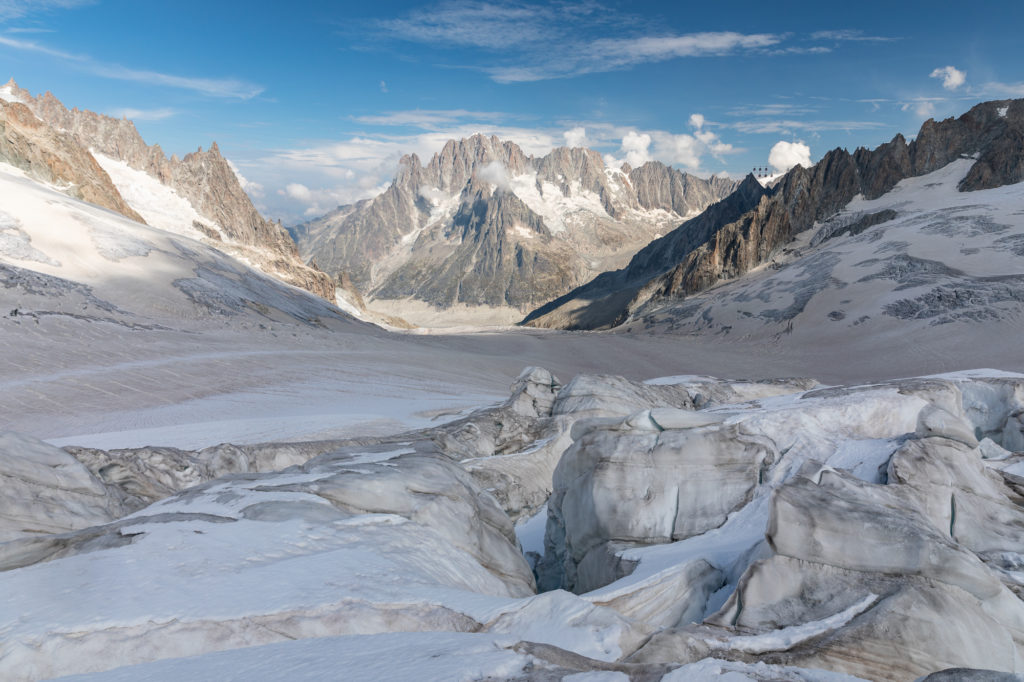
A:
[737,172,764,192]
[425,134,529,193]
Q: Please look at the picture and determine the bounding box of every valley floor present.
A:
[5,312,1023,450]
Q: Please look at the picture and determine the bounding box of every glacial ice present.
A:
[5,369,1024,680]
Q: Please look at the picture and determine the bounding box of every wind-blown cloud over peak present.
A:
[620,131,652,167]
[563,126,588,148]
[476,160,511,191]
[768,140,812,174]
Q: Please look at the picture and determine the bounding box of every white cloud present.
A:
[930,65,965,90]
[0,35,263,98]
[768,141,811,174]
[107,107,175,121]
[379,80,388,93]
[418,185,447,205]
[285,183,313,202]
[377,3,784,83]
[981,81,1024,97]
[900,100,938,118]
[689,113,705,130]
[0,0,91,21]
[664,133,700,169]
[602,122,740,172]
[226,159,264,198]
[620,131,652,167]
[728,103,818,117]
[476,160,511,191]
[354,109,510,128]
[588,32,778,61]
[488,31,781,82]
[377,1,558,49]
[732,118,887,134]
[765,45,832,56]
[91,64,263,99]
[563,126,588,148]
[810,29,895,42]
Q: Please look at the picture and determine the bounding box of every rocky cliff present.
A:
[372,178,579,309]
[296,133,736,324]
[524,99,1024,330]
[2,79,334,301]
[0,98,143,222]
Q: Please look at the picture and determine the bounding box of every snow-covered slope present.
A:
[91,153,213,242]
[631,158,1024,352]
[0,161,351,330]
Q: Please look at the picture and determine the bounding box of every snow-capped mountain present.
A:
[295,134,736,325]
[0,156,354,332]
[1,79,335,302]
[7,76,1024,681]
[525,99,1024,337]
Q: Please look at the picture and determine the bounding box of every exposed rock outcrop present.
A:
[522,173,768,329]
[629,161,738,218]
[0,99,143,222]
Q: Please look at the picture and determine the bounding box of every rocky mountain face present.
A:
[629,160,739,217]
[295,134,736,325]
[1,79,334,301]
[524,99,1024,330]
[523,174,769,329]
[0,97,142,222]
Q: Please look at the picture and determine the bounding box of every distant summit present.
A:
[295,133,736,326]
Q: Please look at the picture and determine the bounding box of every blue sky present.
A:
[3,0,1024,223]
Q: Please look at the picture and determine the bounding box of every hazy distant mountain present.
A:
[524,99,1024,333]
[295,134,736,325]
[0,79,335,302]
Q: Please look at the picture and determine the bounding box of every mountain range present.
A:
[5,76,1024,681]
[524,98,1024,334]
[294,134,736,325]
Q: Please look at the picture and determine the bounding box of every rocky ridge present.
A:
[0,97,142,222]
[295,134,736,324]
[1,79,334,301]
[524,99,1024,329]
